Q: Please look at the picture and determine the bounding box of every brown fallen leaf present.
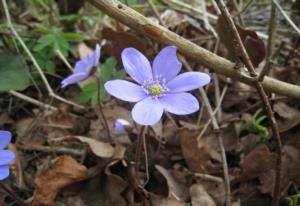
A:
[190,184,216,206]
[237,144,275,181]
[102,27,146,66]
[217,15,266,68]
[274,102,300,132]
[32,156,87,206]
[178,128,221,173]
[258,145,300,195]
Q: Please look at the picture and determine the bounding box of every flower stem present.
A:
[134,126,146,175]
[95,76,113,144]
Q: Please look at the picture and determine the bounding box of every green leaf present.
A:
[113,69,125,80]
[62,32,85,41]
[101,57,117,82]
[0,52,30,92]
[34,34,54,51]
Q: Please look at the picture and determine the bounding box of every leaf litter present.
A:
[1,1,300,206]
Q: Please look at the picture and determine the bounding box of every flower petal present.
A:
[160,93,199,115]
[104,80,147,102]
[93,44,101,66]
[74,60,88,73]
[152,46,182,82]
[167,72,211,93]
[61,73,88,88]
[0,165,9,180]
[121,48,152,84]
[0,131,11,149]
[114,118,131,134]
[0,150,15,165]
[132,97,163,125]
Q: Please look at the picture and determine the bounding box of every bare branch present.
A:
[87,0,300,99]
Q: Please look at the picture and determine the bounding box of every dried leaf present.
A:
[274,102,300,132]
[102,27,146,65]
[217,16,266,67]
[32,156,87,206]
[150,194,185,206]
[190,184,216,206]
[238,144,274,181]
[179,128,221,173]
[155,165,188,200]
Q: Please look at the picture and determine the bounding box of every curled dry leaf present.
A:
[103,160,129,206]
[274,102,300,132]
[155,165,188,200]
[190,184,216,206]
[32,156,87,206]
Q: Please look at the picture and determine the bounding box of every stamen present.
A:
[142,75,169,98]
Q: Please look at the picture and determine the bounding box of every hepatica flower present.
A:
[0,130,15,180]
[61,44,101,88]
[105,46,211,125]
[114,118,131,134]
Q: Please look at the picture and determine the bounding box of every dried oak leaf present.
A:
[32,156,87,206]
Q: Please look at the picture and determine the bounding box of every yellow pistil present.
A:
[149,84,163,95]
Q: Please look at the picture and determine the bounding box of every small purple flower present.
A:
[114,118,131,134]
[61,44,101,88]
[0,130,15,180]
[104,46,211,125]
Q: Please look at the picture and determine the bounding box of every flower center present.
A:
[149,84,163,95]
[142,75,169,98]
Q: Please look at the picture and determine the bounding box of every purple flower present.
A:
[104,46,211,125]
[114,118,131,134]
[61,44,101,88]
[0,130,15,180]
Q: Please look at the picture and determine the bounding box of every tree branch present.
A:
[87,0,300,99]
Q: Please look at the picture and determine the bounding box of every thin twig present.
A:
[160,0,267,39]
[200,0,218,38]
[1,0,84,109]
[214,1,282,205]
[0,183,27,206]
[87,0,300,99]
[194,173,223,183]
[9,90,57,111]
[135,126,146,175]
[146,0,165,26]
[197,85,228,141]
[55,49,73,72]
[16,144,84,156]
[258,8,278,82]
[95,76,113,144]
[271,0,300,36]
